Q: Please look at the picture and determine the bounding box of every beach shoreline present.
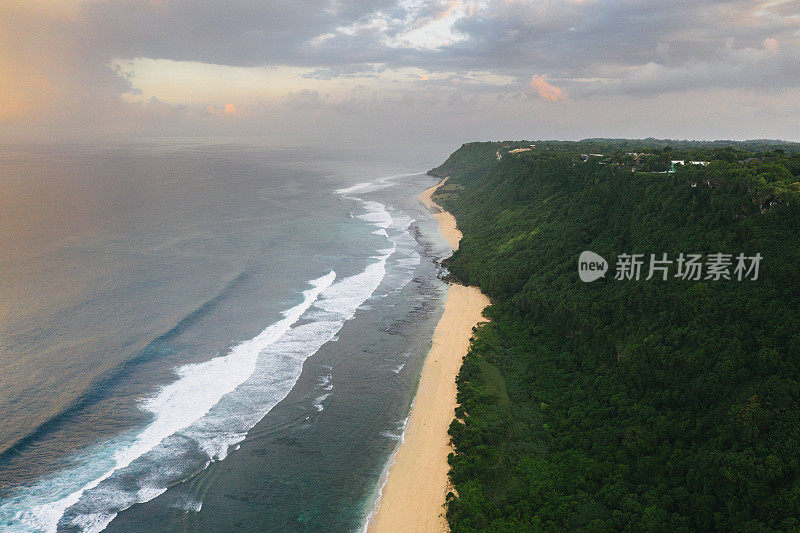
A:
[366,179,489,532]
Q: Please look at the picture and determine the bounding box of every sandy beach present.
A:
[417,179,462,249]
[367,180,489,532]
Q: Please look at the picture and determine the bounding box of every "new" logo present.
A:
[578,251,608,282]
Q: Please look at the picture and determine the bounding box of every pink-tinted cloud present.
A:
[433,0,461,20]
[529,74,566,102]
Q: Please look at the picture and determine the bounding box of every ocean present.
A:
[0,142,453,531]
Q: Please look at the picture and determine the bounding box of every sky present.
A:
[1,0,799,144]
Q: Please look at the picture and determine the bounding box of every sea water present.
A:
[0,142,453,531]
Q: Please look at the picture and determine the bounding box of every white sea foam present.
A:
[0,269,391,532]
[172,494,203,513]
[1,174,425,533]
[334,172,422,195]
[379,430,403,441]
[335,181,373,194]
[312,369,334,412]
[361,411,412,533]
[337,177,421,298]
[357,200,394,229]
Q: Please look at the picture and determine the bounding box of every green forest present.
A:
[429,139,800,532]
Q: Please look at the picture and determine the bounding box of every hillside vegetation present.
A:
[431,139,800,532]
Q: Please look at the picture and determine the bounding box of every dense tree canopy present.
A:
[430,139,800,532]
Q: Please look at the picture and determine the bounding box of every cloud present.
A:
[203,103,239,116]
[1,0,799,141]
[284,89,326,109]
[529,75,567,102]
[588,37,800,97]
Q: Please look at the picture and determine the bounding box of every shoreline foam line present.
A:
[1,271,336,533]
[48,194,400,532]
[334,171,425,196]
[365,178,489,533]
[1,178,416,533]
